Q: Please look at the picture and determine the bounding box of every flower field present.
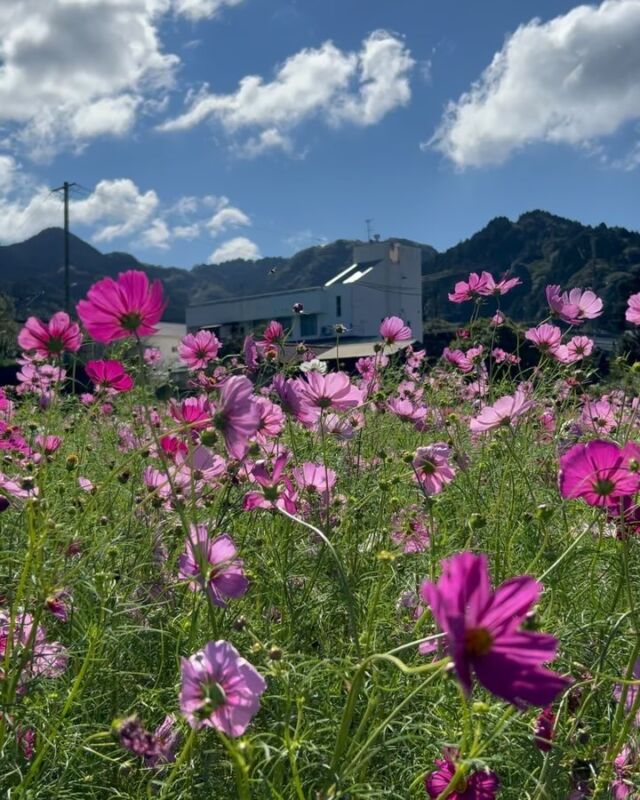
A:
[1,269,640,799]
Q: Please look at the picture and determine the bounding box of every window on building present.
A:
[336,295,342,317]
[300,314,317,337]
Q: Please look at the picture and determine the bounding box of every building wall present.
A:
[185,242,423,342]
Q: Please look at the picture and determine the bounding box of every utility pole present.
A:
[365,218,373,242]
[52,181,77,314]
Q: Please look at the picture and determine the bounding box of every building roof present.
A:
[317,339,414,361]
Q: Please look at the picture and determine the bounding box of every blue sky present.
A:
[1,0,639,267]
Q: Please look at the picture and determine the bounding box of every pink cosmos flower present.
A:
[533,706,556,752]
[0,610,67,685]
[254,397,285,444]
[170,395,211,431]
[387,397,428,428]
[211,376,260,459]
[292,461,336,501]
[546,285,603,325]
[18,312,82,357]
[116,714,180,767]
[580,397,617,435]
[77,270,166,343]
[180,640,266,735]
[178,330,221,370]
[480,271,521,297]
[257,320,285,351]
[296,372,363,414]
[566,336,593,360]
[35,435,62,455]
[178,525,248,608]
[525,323,562,352]
[379,316,412,345]
[425,749,499,799]
[613,658,640,727]
[448,272,491,303]
[390,506,430,553]
[611,745,637,799]
[469,388,533,433]
[85,360,134,394]
[558,440,640,508]
[626,293,640,325]
[412,443,456,495]
[243,335,259,371]
[442,347,474,374]
[243,454,298,513]
[143,346,162,366]
[420,552,571,707]
[490,311,505,327]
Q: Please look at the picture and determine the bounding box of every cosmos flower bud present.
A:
[199,428,217,447]
[468,513,486,529]
[65,454,79,471]
[292,303,304,314]
[535,503,555,522]
[268,646,283,661]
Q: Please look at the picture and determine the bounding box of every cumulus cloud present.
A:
[138,218,172,249]
[172,0,245,21]
[430,0,640,168]
[0,0,179,158]
[208,236,261,263]
[207,205,251,235]
[72,179,160,242]
[160,30,415,154]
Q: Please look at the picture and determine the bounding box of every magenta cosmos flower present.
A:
[180,640,266,735]
[420,552,571,707]
[481,271,521,297]
[77,270,166,343]
[470,388,533,433]
[18,312,82,358]
[425,750,498,799]
[211,376,260,459]
[379,316,412,345]
[85,360,134,393]
[546,285,603,325]
[178,330,221,370]
[178,525,248,608]
[559,440,640,508]
[412,443,456,495]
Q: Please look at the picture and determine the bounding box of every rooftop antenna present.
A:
[365,218,373,242]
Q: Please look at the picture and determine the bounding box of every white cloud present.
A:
[208,236,261,263]
[0,0,179,158]
[0,156,19,192]
[138,217,171,249]
[430,0,640,168]
[173,223,201,239]
[160,30,414,155]
[72,179,159,242]
[207,205,251,235]
[172,0,245,21]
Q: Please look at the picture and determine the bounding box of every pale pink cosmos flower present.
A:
[379,316,412,345]
[18,312,82,358]
[412,443,456,495]
[581,397,617,435]
[626,293,640,325]
[143,346,162,366]
[254,397,285,444]
[178,330,221,370]
[292,461,336,501]
[296,372,363,414]
[491,311,506,327]
[442,347,473,373]
[566,336,593,360]
[390,506,430,553]
[525,324,562,352]
[77,270,166,343]
[85,360,134,394]
[35,435,62,455]
[470,388,534,433]
[243,335,259,371]
[546,285,603,325]
[387,397,427,428]
[180,640,266,735]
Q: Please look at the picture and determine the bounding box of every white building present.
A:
[186,241,423,346]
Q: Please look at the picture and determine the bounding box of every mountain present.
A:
[424,211,640,331]
[1,212,639,334]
